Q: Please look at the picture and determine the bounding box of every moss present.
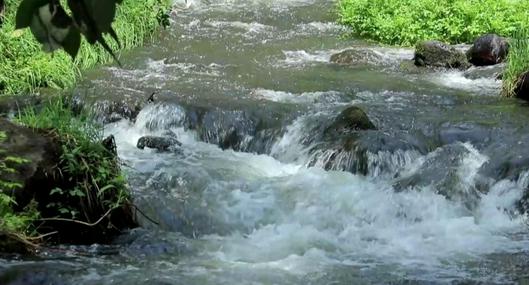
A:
[0,0,171,95]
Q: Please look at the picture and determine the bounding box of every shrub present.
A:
[0,0,170,95]
[338,0,529,46]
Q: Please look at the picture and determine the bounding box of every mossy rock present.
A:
[324,106,376,136]
[330,49,382,66]
[414,40,470,69]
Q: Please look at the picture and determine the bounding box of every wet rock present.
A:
[414,41,470,69]
[72,95,144,123]
[393,143,483,210]
[137,136,182,151]
[514,71,529,101]
[438,122,491,147]
[330,49,382,66]
[463,64,505,80]
[467,34,509,66]
[324,106,376,136]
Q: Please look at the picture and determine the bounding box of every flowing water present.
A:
[4,0,529,284]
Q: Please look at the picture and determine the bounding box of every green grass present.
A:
[0,0,170,95]
[338,0,529,46]
[502,29,529,97]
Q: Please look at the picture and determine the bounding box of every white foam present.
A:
[428,71,501,95]
[252,88,342,104]
[282,50,333,65]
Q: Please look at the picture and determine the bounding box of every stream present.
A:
[3,0,529,284]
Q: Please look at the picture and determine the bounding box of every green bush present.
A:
[338,0,529,46]
[0,0,170,95]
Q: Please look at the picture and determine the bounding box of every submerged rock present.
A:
[330,49,382,66]
[414,40,470,69]
[137,136,182,151]
[467,34,509,66]
[463,64,504,80]
[324,106,376,136]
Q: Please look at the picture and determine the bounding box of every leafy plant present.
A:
[0,131,38,237]
[338,0,529,46]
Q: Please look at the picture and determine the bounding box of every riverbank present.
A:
[0,97,137,252]
[0,0,170,95]
[338,0,529,98]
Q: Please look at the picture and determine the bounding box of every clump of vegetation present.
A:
[0,97,135,251]
[16,97,135,244]
[502,29,529,98]
[0,0,170,94]
[338,0,529,46]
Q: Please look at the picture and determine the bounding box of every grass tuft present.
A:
[502,29,529,97]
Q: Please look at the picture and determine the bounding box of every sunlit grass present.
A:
[338,0,529,46]
[0,0,170,95]
[502,29,529,97]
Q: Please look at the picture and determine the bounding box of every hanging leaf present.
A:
[15,0,49,29]
[88,0,117,33]
[28,2,80,58]
[67,0,122,65]
[62,28,81,59]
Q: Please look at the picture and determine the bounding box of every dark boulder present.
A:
[514,71,529,100]
[137,136,182,151]
[324,106,376,136]
[414,41,470,69]
[330,49,382,66]
[466,34,509,66]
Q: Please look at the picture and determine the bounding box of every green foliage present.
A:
[338,0,529,46]
[502,29,529,97]
[0,131,38,236]
[18,97,130,222]
[0,131,28,191]
[0,0,170,94]
[0,194,39,234]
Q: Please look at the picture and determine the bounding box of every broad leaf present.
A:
[15,0,49,29]
[89,0,117,33]
[62,28,81,59]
